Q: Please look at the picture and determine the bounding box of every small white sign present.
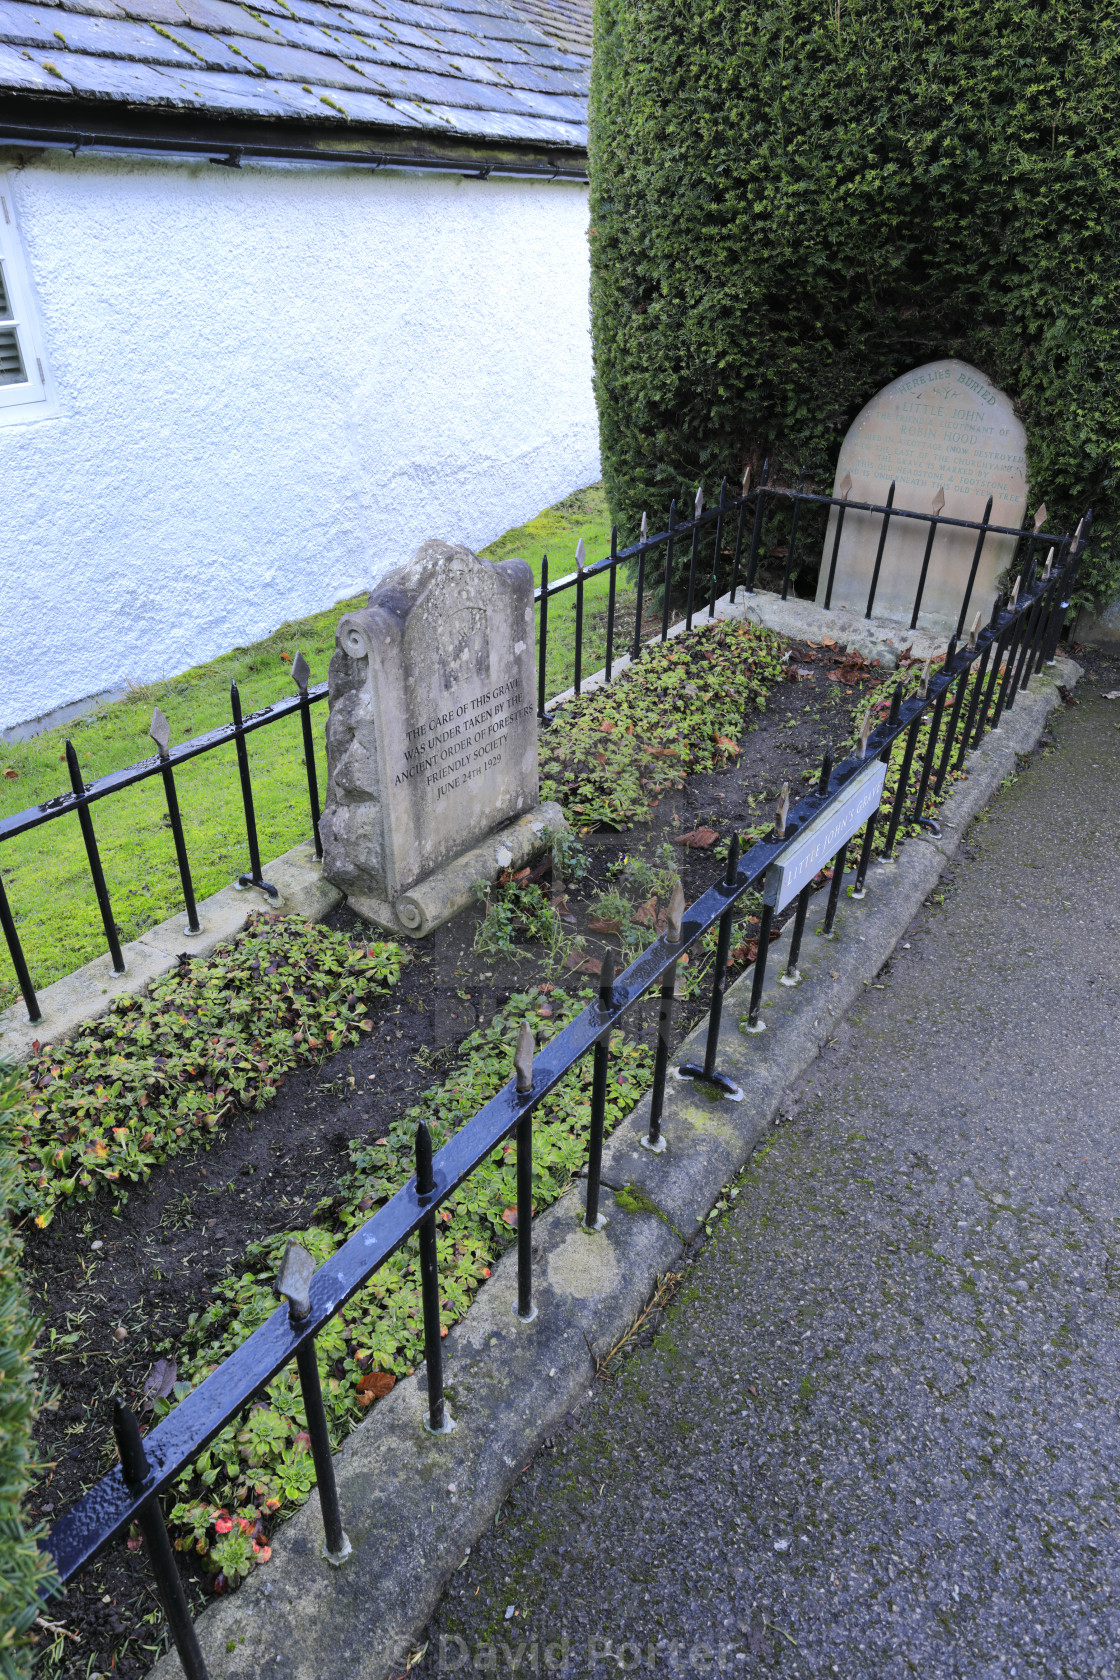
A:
[763,758,888,913]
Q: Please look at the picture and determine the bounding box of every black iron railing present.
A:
[531,471,1075,713]
[42,517,1089,1679]
[0,669,326,1024]
[0,478,1080,1022]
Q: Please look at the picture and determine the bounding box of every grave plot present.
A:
[22,617,974,1679]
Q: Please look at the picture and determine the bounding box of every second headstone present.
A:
[815,358,1029,630]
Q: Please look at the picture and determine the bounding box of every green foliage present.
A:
[540,618,784,826]
[473,880,564,961]
[589,0,1120,610]
[7,918,403,1229]
[549,829,592,888]
[0,1072,57,1679]
[157,986,652,1583]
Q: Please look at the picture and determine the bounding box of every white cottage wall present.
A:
[0,151,598,729]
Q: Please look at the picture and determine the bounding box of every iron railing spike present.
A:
[514,1019,534,1093]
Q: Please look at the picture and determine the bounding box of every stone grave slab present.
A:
[815,359,1029,630]
[320,539,557,936]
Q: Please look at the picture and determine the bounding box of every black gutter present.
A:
[0,117,589,182]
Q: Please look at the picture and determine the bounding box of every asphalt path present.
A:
[414,653,1120,1680]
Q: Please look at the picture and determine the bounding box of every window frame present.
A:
[0,178,56,426]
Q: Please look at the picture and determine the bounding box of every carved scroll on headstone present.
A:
[816,359,1028,629]
[320,539,564,937]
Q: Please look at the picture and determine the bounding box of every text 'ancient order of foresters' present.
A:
[398,678,533,801]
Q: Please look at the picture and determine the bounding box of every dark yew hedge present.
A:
[589,0,1120,610]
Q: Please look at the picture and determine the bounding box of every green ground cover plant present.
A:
[589,0,1120,610]
[0,1072,57,1679]
[7,919,403,1230]
[153,985,652,1587]
[539,618,785,826]
[0,488,615,1012]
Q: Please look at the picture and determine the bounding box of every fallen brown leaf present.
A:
[356,1371,396,1399]
[562,953,602,976]
[587,916,622,934]
[142,1356,177,1406]
[675,826,719,849]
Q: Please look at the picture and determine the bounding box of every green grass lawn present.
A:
[0,484,614,1008]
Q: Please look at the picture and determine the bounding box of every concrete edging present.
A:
[149,658,1080,1680]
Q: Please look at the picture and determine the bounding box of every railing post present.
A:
[510,1021,537,1321]
[643,882,683,1154]
[230,682,278,898]
[912,639,956,825]
[605,527,617,683]
[955,600,999,768]
[931,638,973,801]
[685,486,703,633]
[291,651,323,859]
[0,868,40,1023]
[1019,552,1057,693]
[780,473,806,601]
[745,788,789,1030]
[584,951,614,1230]
[823,471,851,611]
[112,1399,209,1680]
[954,494,993,639]
[1040,515,1089,665]
[909,486,944,629]
[661,501,677,641]
[150,708,200,934]
[852,692,897,898]
[414,1123,452,1432]
[538,554,550,723]
[820,841,849,938]
[66,740,125,974]
[678,834,744,1096]
[973,601,1013,743]
[277,1242,350,1560]
[779,885,811,986]
[632,515,647,661]
[883,683,924,859]
[729,468,749,603]
[744,458,769,593]
[574,539,586,696]
[864,481,896,618]
[709,477,726,617]
[989,585,1026,731]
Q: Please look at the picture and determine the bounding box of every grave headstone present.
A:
[815,359,1029,629]
[320,539,553,935]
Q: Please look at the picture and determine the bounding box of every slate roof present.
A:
[0,0,590,150]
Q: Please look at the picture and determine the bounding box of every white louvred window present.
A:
[0,182,55,424]
[0,261,28,386]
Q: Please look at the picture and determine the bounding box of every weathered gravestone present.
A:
[815,359,1029,630]
[320,540,564,937]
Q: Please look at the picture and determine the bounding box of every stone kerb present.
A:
[320,540,556,938]
[815,359,1029,632]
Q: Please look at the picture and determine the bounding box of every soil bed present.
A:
[24,634,887,1678]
